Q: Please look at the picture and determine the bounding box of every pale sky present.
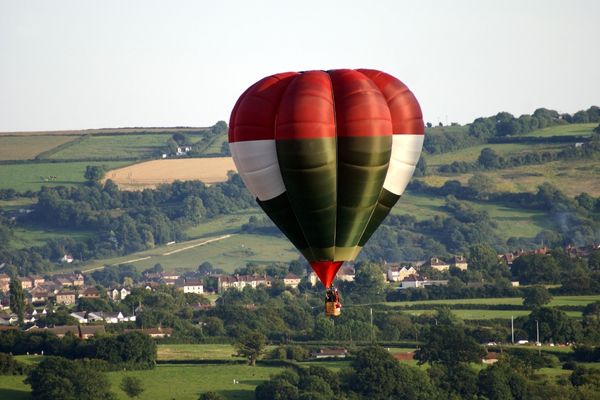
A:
[1,0,598,132]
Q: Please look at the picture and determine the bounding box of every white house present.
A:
[283,273,301,288]
[70,311,88,324]
[387,266,417,282]
[179,280,204,294]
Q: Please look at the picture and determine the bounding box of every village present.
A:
[1,243,597,341]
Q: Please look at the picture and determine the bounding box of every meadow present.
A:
[0,135,79,160]
[520,123,597,137]
[44,134,174,160]
[0,160,132,192]
[396,192,552,239]
[79,233,299,274]
[384,295,600,308]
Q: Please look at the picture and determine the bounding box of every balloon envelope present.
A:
[229,69,424,287]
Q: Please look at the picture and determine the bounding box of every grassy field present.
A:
[79,233,299,274]
[401,309,582,320]
[106,364,282,400]
[11,224,93,249]
[103,157,236,190]
[395,191,552,239]
[184,209,264,238]
[426,143,564,167]
[45,134,173,160]
[0,160,131,191]
[521,123,596,137]
[384,295,600,308]
[421,157,600,197]
[0,135,79,160]
[157,344,238,361]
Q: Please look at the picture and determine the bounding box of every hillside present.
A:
[0,113,599,273]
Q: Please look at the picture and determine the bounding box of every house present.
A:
[178,280,204,294]
[18,277,33,289]
[427,257,450,271]
[337,266,355,282]
[31,276,45,287]
[482,352,500,365]
[79,325,105,339]
[79,287,100,299]
[310,348,348,359]
[398,275,449,290]
[88,311,125,324]
[0,312,18,325]
[393,351,416,361]
[60,254,74,264]
[162,272,180,280]
[387,266,417,282]
[283,273,301,288]
[55,291,77,305]
[108,287,130,301]
[47,325,79,338]
[28,287,49,305]
[124,327,173,338]
[218,274,273,292]
[54,277,72,287]
[70,311,88,324]
[0,274,10,293]
[450,256,468,271]
[176,146,192,156]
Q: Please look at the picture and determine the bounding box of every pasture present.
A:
[521,123,596,137]
[103,157,237,190]
[0,160,131,191]
[11,224,93,249]
[79,233,299,274]
[395,192,552,239]
[0,135,79,160]
[421,157,600,197]
[45,134,173,160]
[384,295,600,308]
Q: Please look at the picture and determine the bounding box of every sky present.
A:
[0,0,599,132]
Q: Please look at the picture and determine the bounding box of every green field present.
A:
[385,295,600,308]
[184,209,264,238]
[401,309,582,320]
[0,135,80,161]
[45,134,173,160]
[426,143,564,167]
[521,123,596,137]
[0,161,131,191]
[10,224,94,249]
[395,192,552,239]
[157,344,238,361]
[79,233,299,274]
[422,157,600,197]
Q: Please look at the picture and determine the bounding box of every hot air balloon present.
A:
[229,69,424,315]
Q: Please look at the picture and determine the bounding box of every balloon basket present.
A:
[325,301,341,317]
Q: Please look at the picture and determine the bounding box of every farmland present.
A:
[0,160,131,192]
[103,157,237,189]
[0,135,80,160]
[78,233,299,274]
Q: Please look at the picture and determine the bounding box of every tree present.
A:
[84,165,106,183]
[198,392,225,400]
[120,376,144,398]
[511,254,561,284]
[26,356,115,400]
[350,262,386,302]
[197,261,214,275]
[234,331,266,366]
[523,285,552,308]
[9,278,25,324]
[255,379,298,400]
[478,148,501,169]
[524,307,581,343]
[468,174,496,200]
[347,345,438,400]
[416,324,485,366]
[468,244,499,276]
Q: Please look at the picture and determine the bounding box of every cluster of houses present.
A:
[0,272,132,308]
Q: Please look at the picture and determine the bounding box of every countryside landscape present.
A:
[2,2,600,400]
